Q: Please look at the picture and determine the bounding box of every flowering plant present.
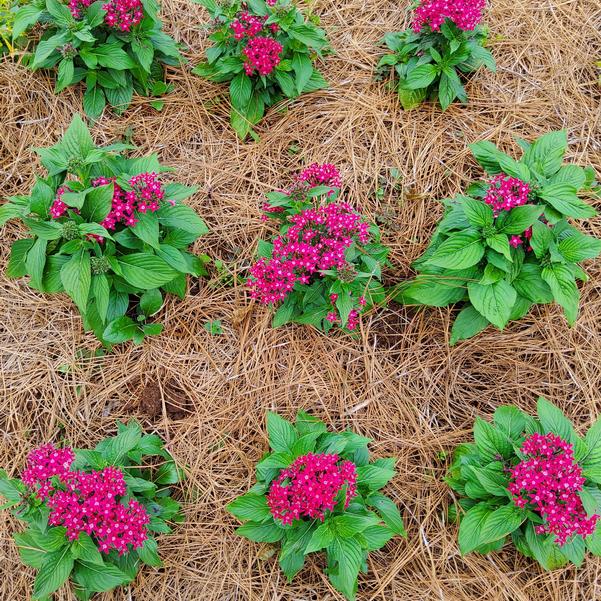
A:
[227,411,406,600]
[247,164,388,332]
[0,421,184,600]
[396,131,601,343]
[378,0,495,110]
[0,115,209,345]
[12,0,181,117]
[447,398,601,569]
[192,0,329,139]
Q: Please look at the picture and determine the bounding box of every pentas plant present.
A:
[378,0,495,110]
[247,164,388,333]
[447,398,601,569]
[0,421,185,600]
[227,411,406,601]
[12,0,181,117]
[396,131,601,344]
[192,0,329,139]
[0,115,209,345]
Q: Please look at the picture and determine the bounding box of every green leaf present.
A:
[558,232,601,263]
[426,231,484,269]
[22,218,63,240]
[236,521,284,542]
[61,114,94,158]
[7,238,34,278]
[0,471,23,503]
[479,504,526,545]
[450,305,490,344]
[137,537,162,567]
[493,406,527,439]
[15,531,47,568]
[536,397,576,444]
[305,523,334,554]
[102,316,138,344]
[94,42,136,70]
[139,288,163,316]
[523,131,567,178]
[357,463,395,491]
[539,183,596,219]
[473,417,513,460]
[405,64,438,89]
[60,249,91,313]
[525,522,568,570]
[541,263,580,325]
[462,198,494,228]
[513,263,553,303]
[327,537,364,601]
[467,279,516,329]
[33,547,74,599]
[70,533,103,565]
[118,253,178,289]
[331,514,381,538]
[291,52,313,95]
[91,275,109,321]
[485,233,512,261]
[267,412,297,453]
[73,560,130,592]
[26,237,48,289]
[83,85,106,120]
[458,502,493,554]
[229,72,253,109]
[227,493,271,522]
[12,5,43,39]
[360,525,395,551]
[367,492,406,536]
[496,205,543,235]
[56,58,74,93]
[157,204,208,236]
[81,184,113,223]
[469,140,509,175]
[131,211,160,248]
[397,86,427,110]
[132,38,154,71]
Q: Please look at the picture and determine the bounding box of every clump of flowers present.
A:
[267,453,358,524]
[1,115,209,346]
[192,0,330,139]
[508,433,598,546]
[412,0,485,33]
[242,36,283,76]
[398,131,601,344]
[228,411,406,600]
[14,0,181,118]
[0,421,185,600]
[22,446,150,554]
[379,0,494,110]
[447,398,601,570]
[247,164,389,333]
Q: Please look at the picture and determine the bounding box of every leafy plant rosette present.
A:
[377,0,495,110]
[0,421,185,600]
[192,0,329,140]
[12,0,181,118]
[247,163,389,333]
[447,398,601,569]
[396,131,601,344]
[227,411,406,601]
[0,115,209,345]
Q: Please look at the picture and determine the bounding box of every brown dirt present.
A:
[1,0,601,600]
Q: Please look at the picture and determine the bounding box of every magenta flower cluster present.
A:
[508,433,598,546]
[21,443,150,555]
[267,453,358,525]
[231,11,266,40]
[248,200,370,305]
[50,172,172,238]
[412,0,486,33]
[102,0,144,32]
[483,173,534,249]
[243,36,283,76]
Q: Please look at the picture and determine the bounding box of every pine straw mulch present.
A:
[1,0,601,599]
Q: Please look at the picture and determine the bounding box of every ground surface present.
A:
[1,0,601,599]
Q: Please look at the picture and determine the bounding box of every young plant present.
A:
[192,0,329,139]
[447,398,601,569]
[228,411,406,601]
[12,0,182,117]
[0,0,20,53]
[0,114,209,345]
[378,0,495,110]
[247,164,389,333]
[0,421,185,600]
[396,131,601,343]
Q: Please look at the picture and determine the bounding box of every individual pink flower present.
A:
[267,453,357,525]
[412,0,485,33]
[508,433,598,546]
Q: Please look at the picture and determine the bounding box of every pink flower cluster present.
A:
[243,36,283,76]
[267,453,358,525]
[248,201,370,304]
[412,0,485,33]
[50,172,171,236]
[231,11,266,40]
[102,0,143,32]
[68,0,92,20]
[508,433,599,546]
[21,443,150,555]
[484,174,531,214]
[326,293,366,330]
